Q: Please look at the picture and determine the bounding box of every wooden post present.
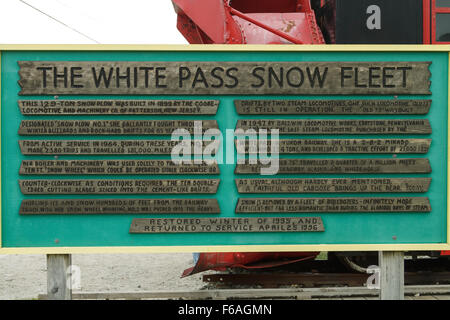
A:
[378,251,404,300]
[47,254,72,300]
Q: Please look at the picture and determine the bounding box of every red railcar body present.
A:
[173,0,325,44]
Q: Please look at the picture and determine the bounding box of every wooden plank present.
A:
[18,61,432,96]
[18,140,209,155]
[19,179,220,195]
[411,295,438,300]
[434,295,450,300]
[234,158,432,174]
[379,251,405,300]
[18,120,218,136]
[235,178,431,194]
[46,254,72,300]
[18,99,219,115]
[406,285,450,295]
[20,199,221,215]
[234,99,432,115]
[38,288,370,300]
[235,119,432,135]
[235,197,431,213]
[37,285,450,300]
[236,139,432,154]
[129,217,325,234]
[19,160,220,175]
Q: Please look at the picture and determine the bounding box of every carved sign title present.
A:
[18,61,431,95]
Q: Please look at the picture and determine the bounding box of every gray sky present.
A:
[0,0,187,44]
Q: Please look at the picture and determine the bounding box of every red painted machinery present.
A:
[173,0,450,45]
[173,0,450,276]
[182,252,318,277]
[173,0,325,45]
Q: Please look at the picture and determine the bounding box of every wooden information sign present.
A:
[0,45,448,254]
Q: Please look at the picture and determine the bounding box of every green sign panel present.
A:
[0,46,449,253]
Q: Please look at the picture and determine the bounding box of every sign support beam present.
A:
[46,254,72,300]
[379,251,404,300]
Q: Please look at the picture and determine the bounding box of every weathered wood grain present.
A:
[20,199,220,215]
[235,178,431,193]
[19,120,218,135]
[19,99,219,115]
[18,61,431,95]
[236,139,431,154]
[235,119,431,134]
[234,158,431,174]
[19,179,220,194]
[235,197,431,213]
[129,217,325,233]
[235,99,431,115]
[19,140,211,155]
[20,159,220,175]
